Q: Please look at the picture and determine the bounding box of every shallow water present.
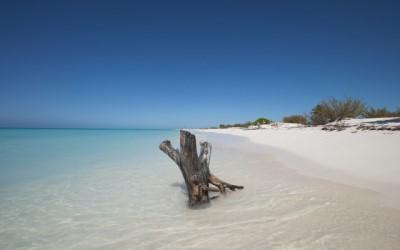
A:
[1,129,399,249]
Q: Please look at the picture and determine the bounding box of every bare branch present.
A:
[159,140,180,166]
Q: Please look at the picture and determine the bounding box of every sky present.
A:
[1,0,399,128]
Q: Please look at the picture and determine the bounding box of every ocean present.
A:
[0,129,185,249]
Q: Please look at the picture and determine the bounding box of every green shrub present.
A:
[253,117,271,125]
[311,98,366,125]
[364,107,400,118]
[218,117,272,128]
[283,115,308,124]
[232,121,253,127]
[219,121,252,128]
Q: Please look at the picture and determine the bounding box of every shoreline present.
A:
[191,128,400,209]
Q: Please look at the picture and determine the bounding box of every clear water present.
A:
[0,129,181,249]
[1,129,399,249]
[0,129,179,188]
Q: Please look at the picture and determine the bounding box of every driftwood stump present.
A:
[160,130,243,206]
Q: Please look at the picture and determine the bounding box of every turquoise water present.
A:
[0,129,179,187]
[0,129,185,249]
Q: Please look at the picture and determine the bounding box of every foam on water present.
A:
[1,129,399,249]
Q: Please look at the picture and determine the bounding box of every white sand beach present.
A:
[179,118,400,249]
[194,118,400,208]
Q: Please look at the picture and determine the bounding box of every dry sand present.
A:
[194,122,400,208]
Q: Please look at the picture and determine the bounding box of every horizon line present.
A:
[0,127,184,130]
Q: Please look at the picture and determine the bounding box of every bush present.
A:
[219,121,253,128]
[364,107,400,118]
[233,121,253,127]
[311,98,366,125]
[253,117,271,125]
[219,117,272,128]
[283,115,308,124]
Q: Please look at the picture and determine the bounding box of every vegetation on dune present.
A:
[283,115,308,125]
[310,98,366,125]
[217,98,399,128]
[219,122,251,129]
[219,117,272,128]
[364,107,400,118]
[254,117,272,125]
[309,98,399,125]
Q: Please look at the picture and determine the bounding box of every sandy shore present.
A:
[188,130,400,249]
[193,124,400,209]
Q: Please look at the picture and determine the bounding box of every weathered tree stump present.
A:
[159,130,243,206]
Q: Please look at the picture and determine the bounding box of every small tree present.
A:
[311,104,332,125]
[311,98,366,125]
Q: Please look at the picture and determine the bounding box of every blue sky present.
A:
[1,1,399,128]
